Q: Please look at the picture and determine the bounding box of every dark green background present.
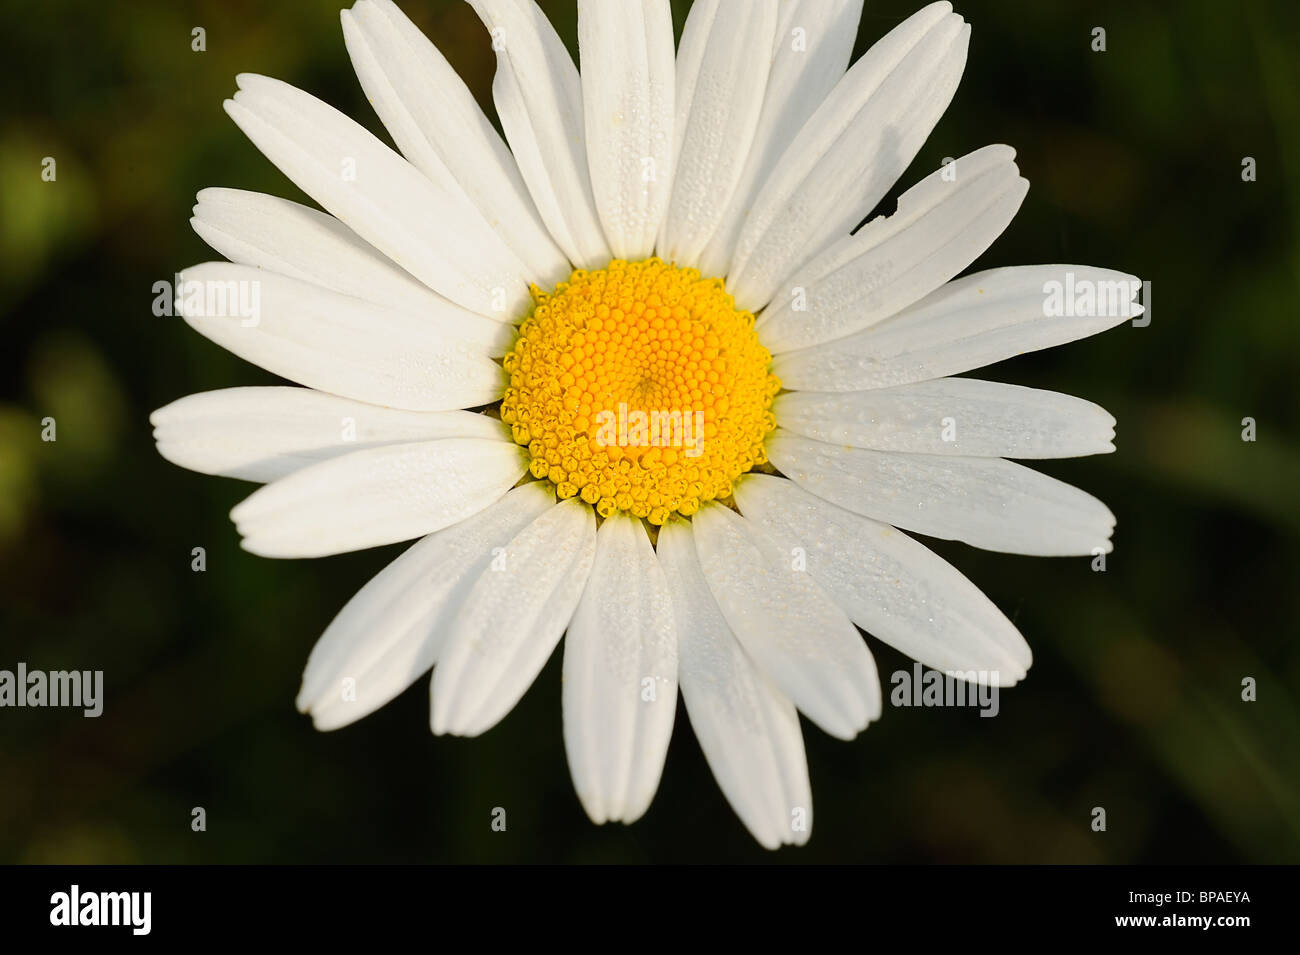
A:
[2,0,1297,863]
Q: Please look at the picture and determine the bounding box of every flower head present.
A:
[153,0,1139,848]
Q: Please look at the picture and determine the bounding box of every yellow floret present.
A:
[500,258,779,524]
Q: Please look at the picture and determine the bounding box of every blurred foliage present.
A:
[0,0,1297,863]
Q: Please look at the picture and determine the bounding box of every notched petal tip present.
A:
[147,401,178,429]
[233,71,272,92]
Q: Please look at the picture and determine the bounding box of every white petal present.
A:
[773,265,1144,391]
[192,187,432,311]
[151,386,509,483]
[657,0,780,266]
[696,0,863,277]
[774,378,1116,459]
[229,438,527,558]
[759,144,1027,353]
[734,474,1031,684]
[176,262,505,411]
[191,188,519,339]
[563,514,677,825]
[432,496,597,737]
[578,0,675,259]
[468,0,610,269]
[691,502,880,740]
[341,0,569,287]
[768,430,1116,557]
[657,521,812,849]
[225,73,531,317]
[727,2,969,311]
[299,483,555,730]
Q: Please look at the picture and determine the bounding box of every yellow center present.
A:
[500,258,779,525]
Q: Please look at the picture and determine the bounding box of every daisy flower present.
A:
[152,0,1141,849]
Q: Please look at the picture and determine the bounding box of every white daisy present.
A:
[153,0,1141,849]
